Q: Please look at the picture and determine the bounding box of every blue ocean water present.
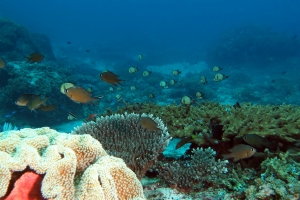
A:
[1,0,299,63]
[0,0,299,128]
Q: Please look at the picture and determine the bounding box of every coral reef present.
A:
[153,147,228,192]
[0,17,55,61]
[206,24,300,66]
[0,60,106,128]
[107,101,300,146]
[72,112,171,179]
[245,151,300,199]
[0,127,145,199]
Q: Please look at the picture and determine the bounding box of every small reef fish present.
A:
[243,134,274,149]
[169,79,177,86]
[38,104,58,112]
[65,86,103,105]
[140,116,161,131]
[212,66,222,72]
[15,94,35,106]
[60,83,75,94]
[85,113,97,122]
[176,136,193,149]
[222,144,256,162]
[131,86,137,91]
[100,71,124,86]
[117,87,122,91]
[143,71,151,77]
[181,95,193,106]
[233,102,241,109]
[214,73,228,82]
[148,94,155,98]
[159,81,168,88]
[5,111,16,118]
[26,52,44,63]
[128,66,138,74]
[116,94,122,102]
[0,57,6,68]
[86,87,92,93]
[133,102,142,110]
[138,54,143,60]
[27,95,49,112]
[67,111,77,120]
[195,92,204,99]
[172,70,181,76]
[200,76,207,84]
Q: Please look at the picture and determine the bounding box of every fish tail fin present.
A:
[118,80,125,86]
[92,95,103,106]
[222,153,231,160]
[43,96,50,103]
[94,95,104,99]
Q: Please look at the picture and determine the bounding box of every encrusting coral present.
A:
[0,127,145,200]
[72,112,171,179]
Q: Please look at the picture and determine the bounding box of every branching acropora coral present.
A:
[109,102,300,145]
[72,112,171,179]
[155,147,228,192]
[0,127,145,199]
[245,151,300,200]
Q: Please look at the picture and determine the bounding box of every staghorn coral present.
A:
[72,112,171,179]
[154,147,228,192]
[108,102,300,145]
[0,127,145,200]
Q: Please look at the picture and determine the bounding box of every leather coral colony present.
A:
[0,127,145,200]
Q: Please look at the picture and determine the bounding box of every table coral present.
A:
[109,102,300,145]
[0,127,145,200]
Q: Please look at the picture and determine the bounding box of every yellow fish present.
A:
[140,116,161,131]
[222,144,256,162]
[0,57,6,68]
[27,95,49,111]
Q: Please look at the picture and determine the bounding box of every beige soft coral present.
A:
[0,127,145,200]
